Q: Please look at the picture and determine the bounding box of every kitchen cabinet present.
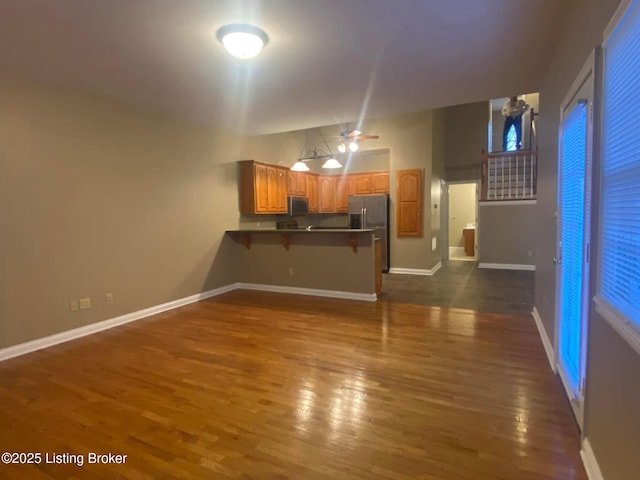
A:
[239,161,390,215]
[239,160,288,214]
[352,173,373,194]
[287,171,308,197]
[306,174,319,213]
[396,168,423,237]
[463,228,475,256]
[335,176,353,213]
[319,176,336,213]
[372,171,390,193]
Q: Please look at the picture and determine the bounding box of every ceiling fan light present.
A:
[337,142,347,153]
[290,161,310,172]
[349,141,359,152]
[217,24,268,59]
[322,158,342,169]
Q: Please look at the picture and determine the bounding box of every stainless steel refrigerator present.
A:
[348,194,390,272]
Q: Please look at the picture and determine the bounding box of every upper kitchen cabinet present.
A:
[351,171,389,195]
[318,176,337,213]
[352,173,372,195]
[286,171,308,197]
[336,176,353,213]
[372,171,390,193]
[239,160,288,214]
[396,168,423,237]
[306,174,319,213]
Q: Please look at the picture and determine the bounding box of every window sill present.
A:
[593,295,640,356]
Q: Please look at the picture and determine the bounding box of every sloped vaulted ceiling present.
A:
[0,0,568,134]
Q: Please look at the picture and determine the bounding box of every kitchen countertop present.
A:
[227,228,375,233]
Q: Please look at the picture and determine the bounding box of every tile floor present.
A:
[381,260,534,315]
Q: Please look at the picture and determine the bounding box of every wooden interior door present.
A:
[396,169,423,237]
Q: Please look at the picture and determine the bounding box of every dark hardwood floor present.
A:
[0,290,584,479]
[382,261,535,315]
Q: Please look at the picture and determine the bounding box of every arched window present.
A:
[506,125,517,151]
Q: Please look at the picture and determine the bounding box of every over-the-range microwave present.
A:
[287,196,309,216]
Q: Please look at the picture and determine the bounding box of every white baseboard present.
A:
[0,282,378,362]
[237,283,377,302]
[531,306,556,372]
[581,438,605,480]
[389,262,442,276]
[479,262,535,271]
[0,284,237,363]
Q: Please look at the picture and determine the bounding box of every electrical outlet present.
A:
[105,292,114,304]
[528,250,533,257]
[79,297,92,310]
[69,300,79,312]
[288,267,294,277]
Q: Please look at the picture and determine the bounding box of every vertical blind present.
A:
[559,104,587,393]
[601,0,640,329]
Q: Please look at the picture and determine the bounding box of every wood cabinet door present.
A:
[254,163,270,212]
[286,171,308,197]
[335,176,352,213]
[319,176,336,213]
[274,167,288,213]
[307,174,319,213]
[286,170,298,196]
[396,169,423,237]
[352,174,373,195]
[372,171,390,193]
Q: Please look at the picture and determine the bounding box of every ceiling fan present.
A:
[337,128,379,152]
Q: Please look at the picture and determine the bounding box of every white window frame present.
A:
[594,0,640,356]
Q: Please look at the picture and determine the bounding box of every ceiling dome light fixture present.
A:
[216,24,269,59]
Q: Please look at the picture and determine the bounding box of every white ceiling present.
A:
[0,0,567,135]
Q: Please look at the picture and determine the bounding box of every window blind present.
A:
[601,0,640,329]
[559,104,587,392]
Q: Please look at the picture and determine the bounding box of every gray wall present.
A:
[534,0,640,479]
[443,101,488,182]
[0,72,243,349]
[231,232,375,294]
[478,203,536,266]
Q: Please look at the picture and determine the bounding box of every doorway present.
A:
[445,182,478,262]
[555,50,598,429]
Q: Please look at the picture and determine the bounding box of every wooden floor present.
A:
[0,291,586,480]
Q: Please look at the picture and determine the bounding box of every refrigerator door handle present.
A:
[363,207,367,228]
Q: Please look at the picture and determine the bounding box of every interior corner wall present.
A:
[534,1,640,479]
[0,72,244,349]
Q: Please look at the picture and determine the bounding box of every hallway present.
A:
[382,261,534,316]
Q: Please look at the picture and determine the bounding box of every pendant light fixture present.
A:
[291,128,342,171]
[217,24,269,59]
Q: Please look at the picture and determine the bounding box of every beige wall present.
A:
[230,232,375,294]
[430,108,446,262]
[442,101,488,181]
[534,1,640,479]
[0,72,243,348]
[478,203,536,266]
[448,184,476,248]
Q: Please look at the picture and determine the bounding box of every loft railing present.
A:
[481,149,537,201]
